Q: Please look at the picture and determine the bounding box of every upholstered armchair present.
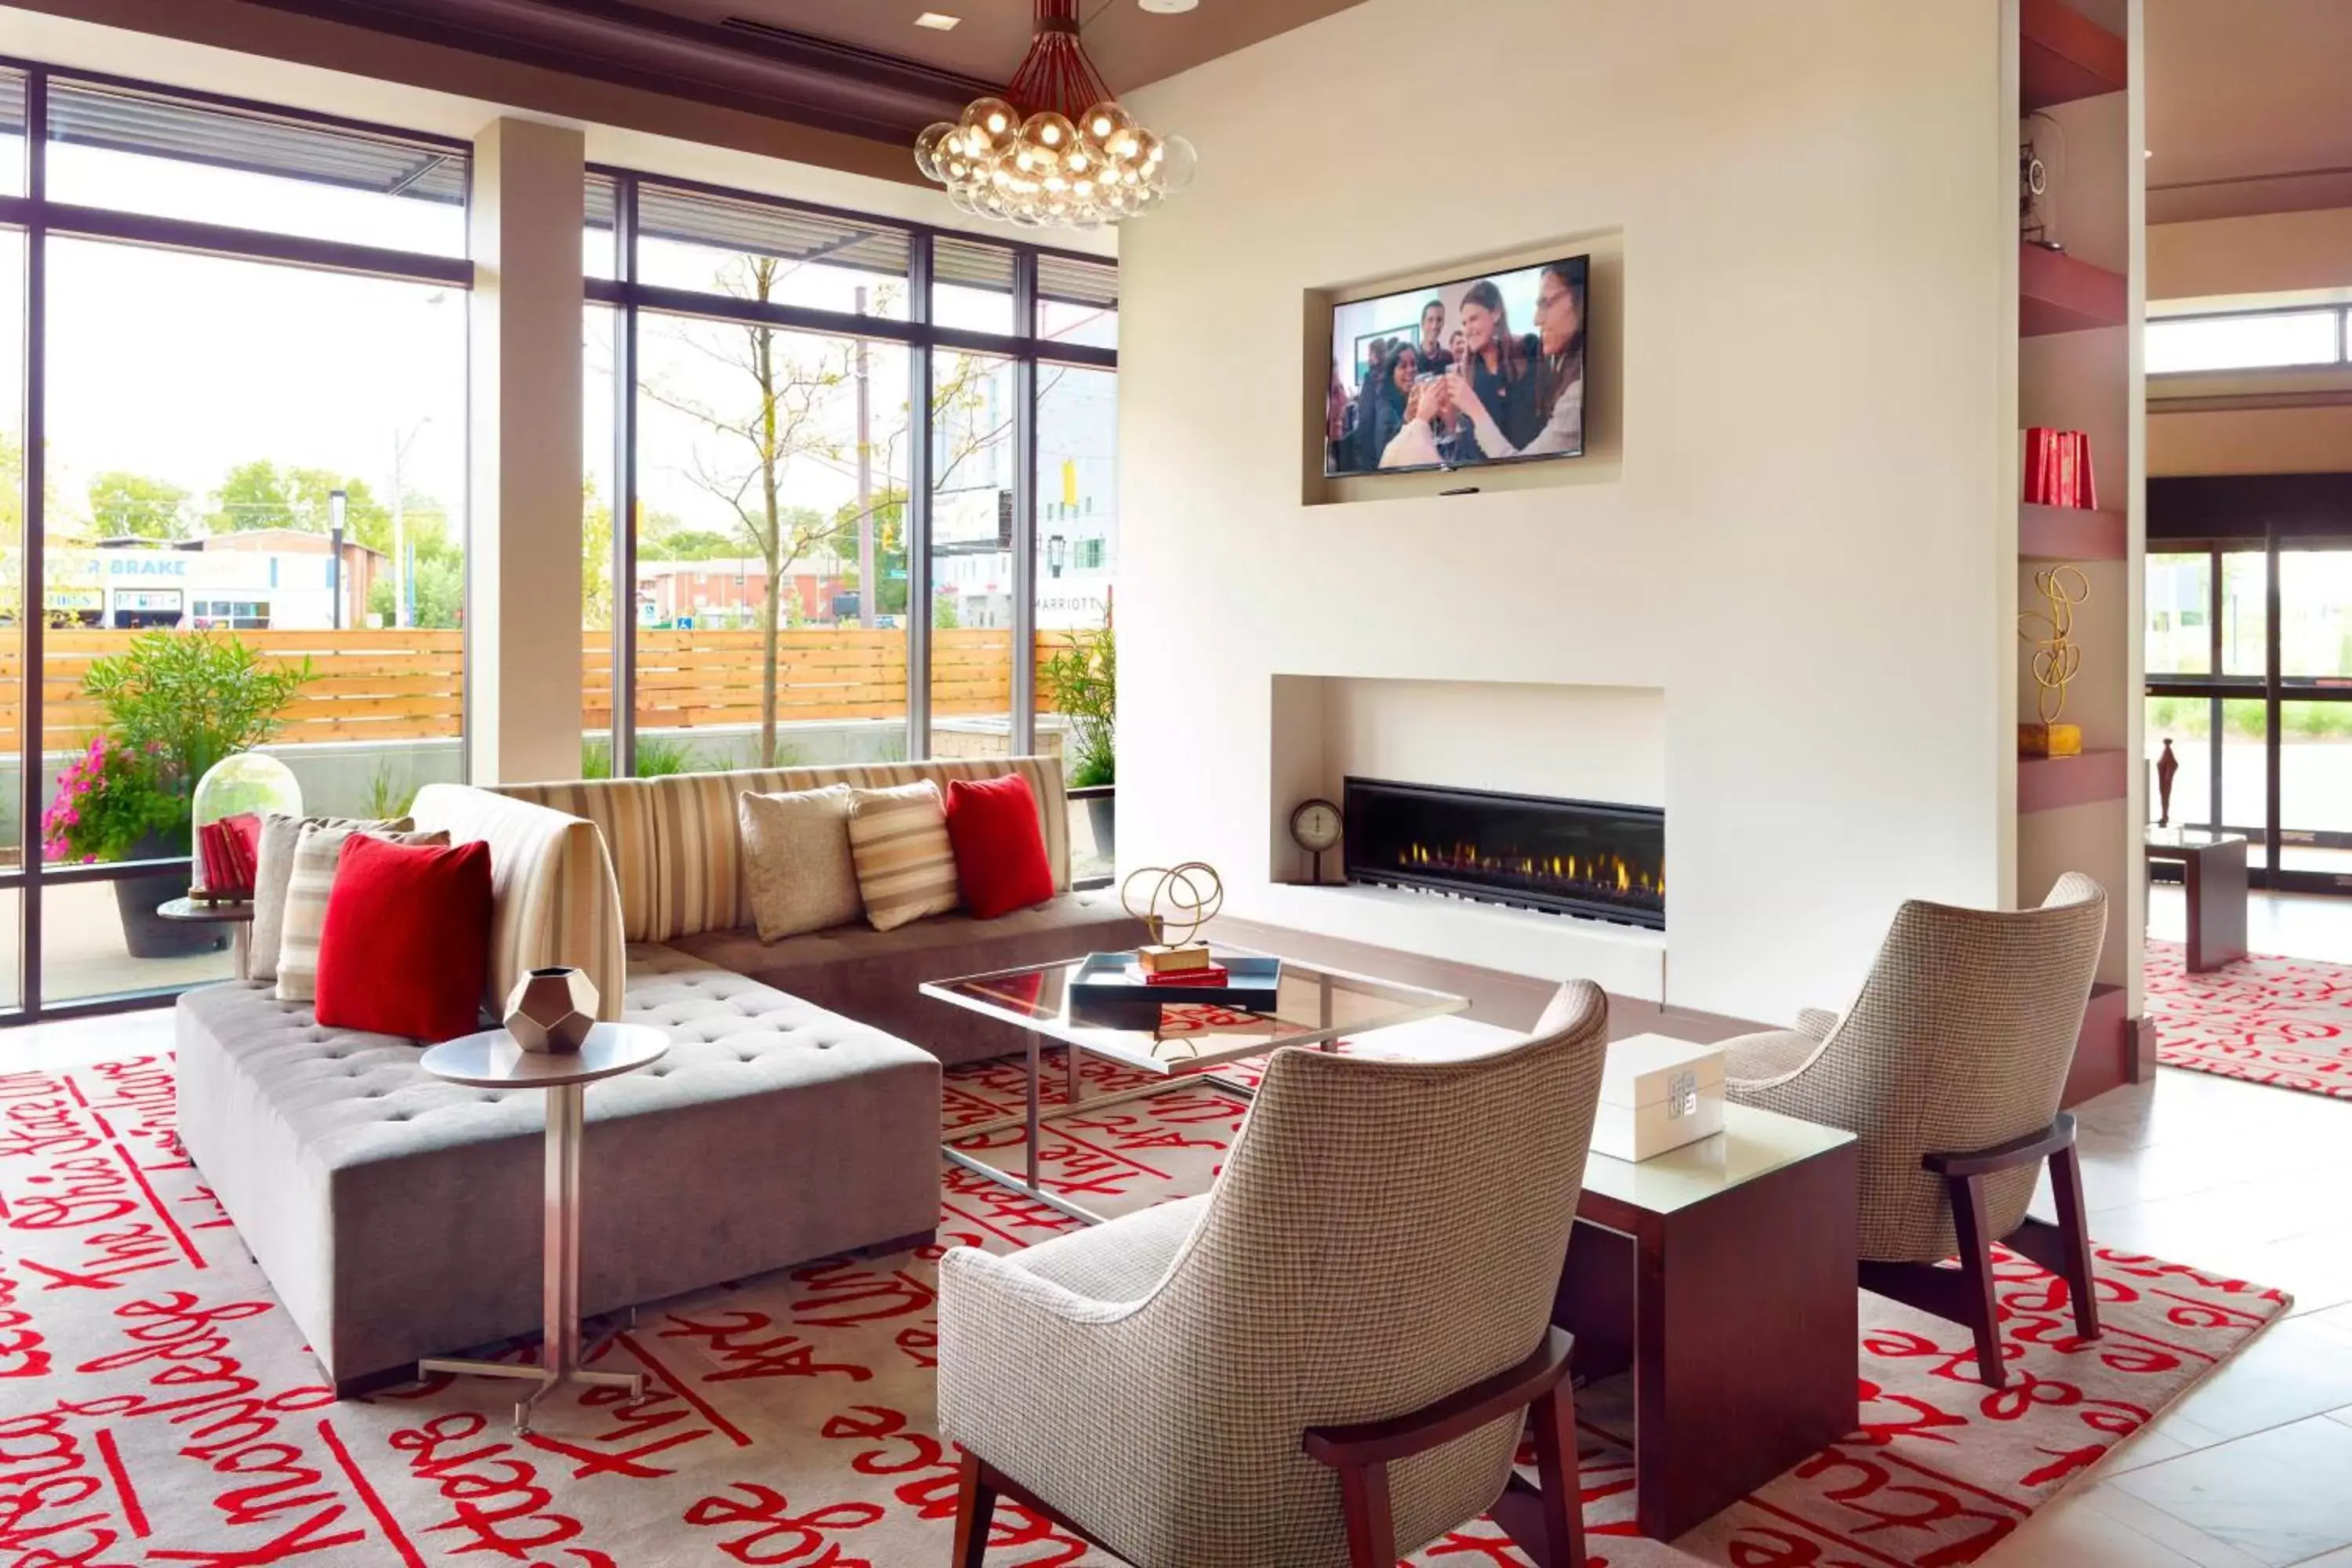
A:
[937,982,1610,1568]
[1719,873,2109,1388]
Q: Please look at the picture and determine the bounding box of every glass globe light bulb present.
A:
[1023,111,1077,154]
[1085,102,1131,143]
[1157,133,1199,194]
[914,121,956,182]
[961,96,1021,153]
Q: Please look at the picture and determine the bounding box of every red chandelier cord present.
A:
[1004,0,1113,119]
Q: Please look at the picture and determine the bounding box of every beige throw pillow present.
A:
[251,813,413,982]
[738,786,863,942]
[274,822,449,1004]
[846,782,960,933]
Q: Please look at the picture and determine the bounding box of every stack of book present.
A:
[196,812,262,900]
[2024,427,2098,509]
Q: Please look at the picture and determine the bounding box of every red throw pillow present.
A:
[314,834,494,1043]
[945,774,1055,920]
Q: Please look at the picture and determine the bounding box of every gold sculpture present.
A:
[1121,862,1224,973]
[2019,564,2089,758]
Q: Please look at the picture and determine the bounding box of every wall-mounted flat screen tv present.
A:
[1324,254,1588,477]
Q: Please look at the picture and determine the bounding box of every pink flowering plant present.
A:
[42,735,180,864]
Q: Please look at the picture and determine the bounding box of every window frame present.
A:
[1,56,474,1022]
[584,165,1115,780]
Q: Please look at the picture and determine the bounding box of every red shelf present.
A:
[2020,502,2126,561]
[2020,244,2128,336]
[2019,748,2130,814]
[2022,0,2128,111]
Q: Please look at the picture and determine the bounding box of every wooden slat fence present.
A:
[2,626,1092,751]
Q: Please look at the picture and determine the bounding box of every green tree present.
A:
[208,460,397,549]
[583,479,615,631]
[409,555,464,630]
[87,472,192,540]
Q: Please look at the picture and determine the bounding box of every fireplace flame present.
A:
[1399,841,1663,902]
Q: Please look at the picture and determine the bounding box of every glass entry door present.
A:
[2148,535,2352,892]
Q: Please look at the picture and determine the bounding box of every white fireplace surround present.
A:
[1262,676,1669,1001]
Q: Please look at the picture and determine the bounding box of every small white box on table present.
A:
[1593,1033,1724,1163]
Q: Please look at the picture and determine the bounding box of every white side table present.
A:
[418,1022,668,1432]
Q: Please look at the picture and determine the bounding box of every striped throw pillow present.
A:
[274,822,450,1005]
[846,782,960,933]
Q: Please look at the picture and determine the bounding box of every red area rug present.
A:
[2147,938,2352,1101]
[0,1044,2288,1566]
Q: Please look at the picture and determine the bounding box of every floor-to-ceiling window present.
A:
[586,171,1118,809]
[2147,481,2352,892]
[1,61,471,1016]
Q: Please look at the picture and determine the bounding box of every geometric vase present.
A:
[503,967,599,1055]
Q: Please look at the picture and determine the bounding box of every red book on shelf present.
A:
[1145,964,1232,988]
[2056,429,2079,507]
[2024,426,2060,504]
[2074,430,2097,510]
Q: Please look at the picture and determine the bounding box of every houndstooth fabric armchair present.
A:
[937,982,1610,1568]
[1720,873,2106,1262]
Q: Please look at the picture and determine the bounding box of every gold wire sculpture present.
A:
[2020,564,2089,727]
[1120,862,1225,947]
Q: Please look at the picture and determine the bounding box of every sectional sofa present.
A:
[175,755,1148,1391]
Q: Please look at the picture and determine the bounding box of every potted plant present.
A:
[1040,619,1116,859]
[67,631,310,958]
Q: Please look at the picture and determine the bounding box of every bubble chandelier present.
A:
[913,0,1196,230]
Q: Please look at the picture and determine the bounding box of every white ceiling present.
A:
[2146,0,2352,223]
[646,0,1367,96]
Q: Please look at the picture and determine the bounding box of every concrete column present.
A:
[467,116,585,785]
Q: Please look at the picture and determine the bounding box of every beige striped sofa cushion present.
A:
[412,784,628,1022]
[512,756,1064,942]
[491,778,662,942]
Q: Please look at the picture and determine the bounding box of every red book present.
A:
[2074,431,2097,510]
[1145,964,1232,988]
[2056,430,2078,508]
[2024,427,2060,504]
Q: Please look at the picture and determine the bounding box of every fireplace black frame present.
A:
[1342,776,1666,929]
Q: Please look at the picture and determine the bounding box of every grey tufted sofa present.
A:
[175,787,950,1392]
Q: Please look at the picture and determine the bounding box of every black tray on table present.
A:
[1067,953,1283,1029]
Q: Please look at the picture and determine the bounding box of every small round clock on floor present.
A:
[1290,797,1343,885]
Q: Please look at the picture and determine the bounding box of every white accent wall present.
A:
[1116,0,2022,1022]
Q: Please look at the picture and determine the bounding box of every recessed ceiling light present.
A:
[1138,0,1198,12]
[915,11,961,30]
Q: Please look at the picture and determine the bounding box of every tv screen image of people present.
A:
[1325,255,1588,477]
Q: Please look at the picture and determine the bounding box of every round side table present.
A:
[418,1022,668,1432]
[154,898,253,978]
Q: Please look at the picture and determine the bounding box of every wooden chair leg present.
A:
[1947,1172,2006,1389]
[2047,1137,2102,1341]
[953,1450,996,1568]
[1335,1458,1396,1568]
[1530,1385,1589,1568]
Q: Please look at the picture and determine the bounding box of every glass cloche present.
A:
[191,752,303,902]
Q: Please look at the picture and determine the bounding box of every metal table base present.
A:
[941,1029,1315,1229]
[418,1079,647,1431]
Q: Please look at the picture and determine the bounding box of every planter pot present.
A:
[115,837,227,961]
[1086,794,1116,863]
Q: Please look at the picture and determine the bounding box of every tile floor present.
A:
[7,891,2348,1566]
[1994,889,2352,1567]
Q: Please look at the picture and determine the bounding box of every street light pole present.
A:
[390,416,432,629]
[855,285,875,630]
[328,488,347,630]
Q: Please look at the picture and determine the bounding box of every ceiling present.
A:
[2146,0,2352,223]
[233,0,1361,152]
[650,0,1365,97]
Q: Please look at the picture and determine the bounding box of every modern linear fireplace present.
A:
[1343,776,1665,929]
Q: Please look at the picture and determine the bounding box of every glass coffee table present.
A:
[923,946,1467,1224]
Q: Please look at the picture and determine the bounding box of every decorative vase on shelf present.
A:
[191,751,301,902]
[505,967,598,1055]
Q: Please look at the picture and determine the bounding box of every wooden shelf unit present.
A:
[2020,502,2126,561]
[2020,244,2128,336]
[2017,749,2130,815]
[2021,0,2128,111]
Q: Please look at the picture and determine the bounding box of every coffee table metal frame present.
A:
[922,946,1467,1226]
[417,1022,669,1432]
